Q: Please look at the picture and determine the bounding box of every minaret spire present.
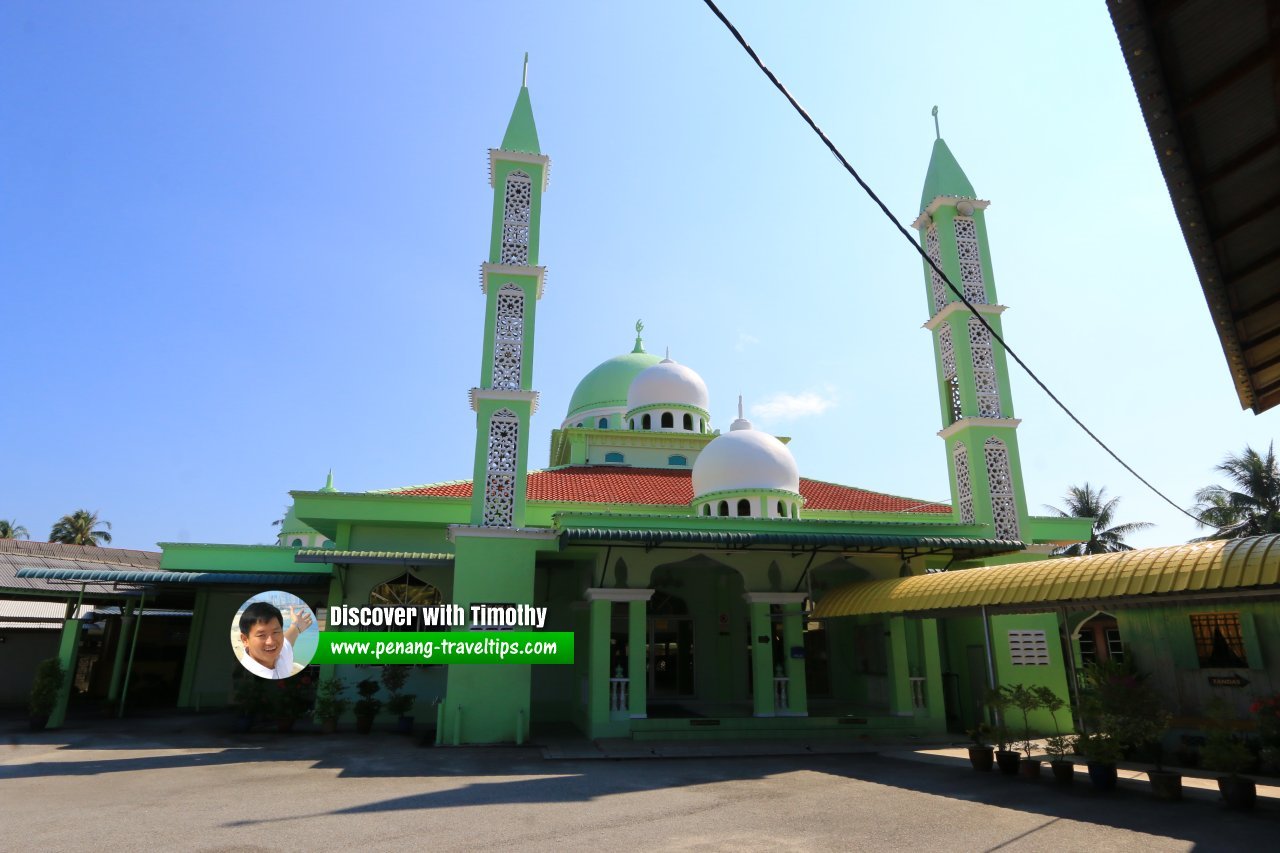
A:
[738,395,744,420]
[932,105,940,140]
[522,52,529,87]
[632,319,645,353]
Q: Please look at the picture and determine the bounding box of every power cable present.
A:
[700,0,1202,525]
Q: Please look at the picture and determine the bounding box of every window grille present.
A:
[953,217,986,304]
[1190,613,1248,668]
[968,318,1002,418]
[953,442,974,524]
[492,284,524,390]
[925,225,947,314]
[500,171,532,264]
[984,437,1019,540]
[482,409,519,527]
[939,324,962,424]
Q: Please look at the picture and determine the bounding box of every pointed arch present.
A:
[939,323,962,424]
[492,283,524,390]
[500,170,532,265]
[953,441,975,524]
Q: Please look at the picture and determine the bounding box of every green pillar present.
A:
[627,597,649,718]
[780,602,808,717]
[921,618,945,726]
[887,616,914,716]
[748,601,774,717]
[105,600,135,705]
[177,592,207,709]
[317,573,344,690]
[587,597,611,731]
[46,616,82,729]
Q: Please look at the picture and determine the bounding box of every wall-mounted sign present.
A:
[1208,673,1250,688]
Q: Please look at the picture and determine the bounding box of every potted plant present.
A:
[985,687,1019,775]
[381,665,416,734]
[965,723,995,772]
[314,677,351,734]
[1249,693,1280,775]
[232,672,270,732]
[1202,700,1257,811]
[28,658,64,731]
[1075,731,1122,790]
[1034,685,1075,784]
[354,678,382,733]
[1099,667,1178,801]
[269,673,314,733]
[1003,683,1043,779]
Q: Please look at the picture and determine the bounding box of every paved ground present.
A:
[2,719,1277,852]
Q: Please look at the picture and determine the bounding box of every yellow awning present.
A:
[812,535,1280,619]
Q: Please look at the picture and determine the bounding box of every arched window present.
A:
[290,538,303,547]
[630,418,635,430]
[702,504,711,516]
[777,501,786,517]
[939,324,962,424]
[370,571,442,608]
[668,455,687,466]
[661,412,674,428]
[605,452,624,464]
[500,171,532,265]
[642,413,651,430]
[790,503,798,519]
[698,417,704,433]
[322,539,334,549]
[737,498,751,516]
[682,413,693,430]
[576,422,583,428]
[598,417,608,429]
[717,500,729,517]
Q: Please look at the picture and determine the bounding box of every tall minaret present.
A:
[467,55,549,528]
[913,108,1029,542]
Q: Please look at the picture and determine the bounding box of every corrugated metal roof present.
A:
[560,527,1023,555]
[0,540,162,597]
[295,549,454,565]
[813,535,1280,618]
[16,568,330,586]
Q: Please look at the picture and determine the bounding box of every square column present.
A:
[780,602,808,717]
[585,588,653,735]
[887,615,914,717]
[744,592,808,718]
[47,614,82,729]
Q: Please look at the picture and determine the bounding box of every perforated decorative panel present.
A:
[939,324,962,423]
[954,442,974,524]
[500,171,532,265]
[925,226,947,314]
[968,318,1002,418]
[953,218,986,304]
[1008,630,1049,666]
[492,284,524,390]
[483,409,520,527]
[984,437,1019,540]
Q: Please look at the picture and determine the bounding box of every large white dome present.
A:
[626,357,710,413]
[692,414,800,497]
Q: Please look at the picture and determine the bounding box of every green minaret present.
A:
[468,56,550,528]
[914,109,1029,543]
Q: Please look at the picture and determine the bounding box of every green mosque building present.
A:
[19,72,1280,746]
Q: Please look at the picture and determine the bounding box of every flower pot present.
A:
[1148,770,1182,801]
[1019,758,1042,780]
[1217,776,1257,811]
[1087,761,1118,791]
[396,715,414,735]
[355,714,375,734]
[995,750,1021,775]
[321,717,338,734]
[1050,760,1074,784]
[967,746,994,772]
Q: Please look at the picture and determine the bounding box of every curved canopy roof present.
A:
[813,535,1280,619]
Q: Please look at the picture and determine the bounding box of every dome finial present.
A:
[522,52,529,88]
[319,469,337,493]
[665,346,670,360]
[738,394,744,420]
[932,105,940,140]
[633,319,645,353]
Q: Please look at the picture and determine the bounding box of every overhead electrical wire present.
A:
[700,0,1202,525]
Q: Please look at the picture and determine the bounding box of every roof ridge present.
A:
[370,477,474,494]
[800,476,950,506]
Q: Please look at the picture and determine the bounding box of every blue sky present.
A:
[3,2,1275,551]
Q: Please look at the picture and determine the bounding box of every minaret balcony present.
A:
[480,262,546,299]
[470,388,540,413]
[488,149,551,190]
[923,301,1005,330]
[937,417,1021,440]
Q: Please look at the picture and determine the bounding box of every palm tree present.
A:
[1045,483,1153,555]
[0,520,29,539]
[49,510,112,546]
[1191,442,1280,540]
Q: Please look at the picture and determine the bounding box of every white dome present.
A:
[692,415,800,497]
[626,357,710,413]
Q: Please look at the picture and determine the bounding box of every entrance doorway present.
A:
[649,616,694,698]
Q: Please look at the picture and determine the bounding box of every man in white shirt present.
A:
[238,601,313,679]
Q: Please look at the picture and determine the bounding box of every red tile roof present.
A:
[385,467,950,514]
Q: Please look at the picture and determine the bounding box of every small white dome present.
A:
[692,414,800,497]
[626,357,710,413]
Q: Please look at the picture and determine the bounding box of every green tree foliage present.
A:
[1045,483,1153,555]
[49,509,112,546]
[1192,442,1280,540]
[0,520,29,539]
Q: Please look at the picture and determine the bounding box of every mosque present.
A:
[29,72,1280,746]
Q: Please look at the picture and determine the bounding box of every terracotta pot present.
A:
[1148,770,1182,801]
[1217,776,1257,811]
[1019,758,1042,780]
[1087,762,1118,791]
[968,746,994,771]
[995,750,1021,775]
[1050,760,1074,784]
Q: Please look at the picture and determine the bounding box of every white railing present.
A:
[909,677,927,710]
[609,675,629,720]
[774,677,790,712]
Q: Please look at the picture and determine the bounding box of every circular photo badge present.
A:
[231,591,319,679]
